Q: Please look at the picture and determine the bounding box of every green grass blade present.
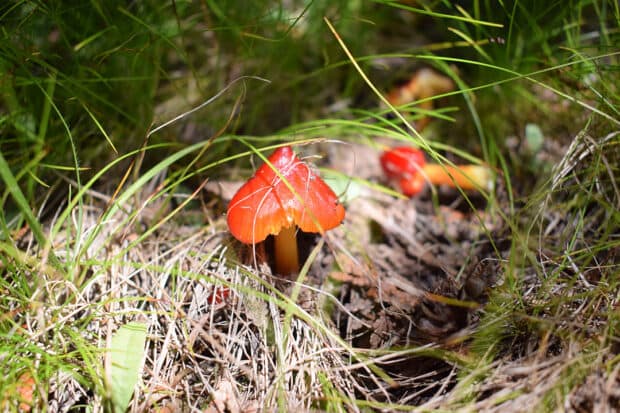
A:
[0,149,55,260]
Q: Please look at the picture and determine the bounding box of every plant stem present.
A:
[422,164,492,190]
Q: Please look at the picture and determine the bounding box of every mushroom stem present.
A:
[421,164,492,191]
[273,225,299,275]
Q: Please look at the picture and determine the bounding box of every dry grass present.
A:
[9,128,614,412]
[26,180,370,411]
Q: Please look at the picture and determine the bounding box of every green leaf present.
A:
[109,322,147,413]
[525,123,544,153]
[320,169,366,203]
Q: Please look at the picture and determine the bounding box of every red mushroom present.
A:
[380,146,492,196]
[227,146,345,275]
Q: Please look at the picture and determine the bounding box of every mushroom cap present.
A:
[380,146,427,196]
[399,175,426,197]
[227,146,346,244]
[380,146,426,180]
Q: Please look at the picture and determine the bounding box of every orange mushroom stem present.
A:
[380,146,492,196]
[420,164,492,191]
[272,225,299,276]
[227,146,345,275]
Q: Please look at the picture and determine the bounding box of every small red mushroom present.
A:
[227,146,345,275]
[380,146,492,196]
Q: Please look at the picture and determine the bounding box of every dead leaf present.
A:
[1,372,35,412]
[205,181,243,202]
[205,380,240,413]
[370,312,396,348]
[331,254,425,310]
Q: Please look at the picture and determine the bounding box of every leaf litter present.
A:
[11,128,619,411]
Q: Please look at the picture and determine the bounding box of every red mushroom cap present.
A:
[227,146,346,244]
[380,146,426,181]
[398,175,426,197]
[380,146,427,195]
